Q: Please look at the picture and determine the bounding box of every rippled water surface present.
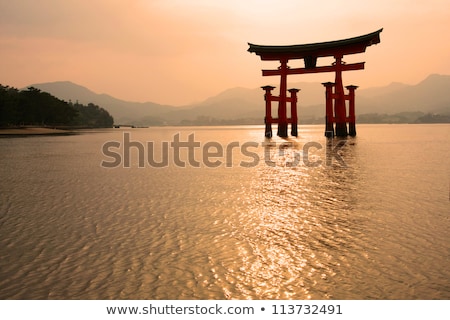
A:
[0,124,449,299]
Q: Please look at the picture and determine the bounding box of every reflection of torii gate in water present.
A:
[248,29,382,138]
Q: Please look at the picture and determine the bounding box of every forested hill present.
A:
[0,85,114,127]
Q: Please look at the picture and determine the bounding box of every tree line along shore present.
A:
[0,85,114,130]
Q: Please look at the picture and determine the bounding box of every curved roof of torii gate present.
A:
[248,28,383,61]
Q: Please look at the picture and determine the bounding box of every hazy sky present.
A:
[1,0,449,105]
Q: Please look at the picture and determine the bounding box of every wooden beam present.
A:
[262,62,365,76]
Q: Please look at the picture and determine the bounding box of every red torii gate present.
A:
[248,29,382,138]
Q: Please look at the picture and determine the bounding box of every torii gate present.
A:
[248,29,382,138]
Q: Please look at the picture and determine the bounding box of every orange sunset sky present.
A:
[1,0,449,106]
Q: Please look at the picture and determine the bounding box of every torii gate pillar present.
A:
[322,82,335,138]
[322,82,359,137]
[346,85,358,136]
[262,85,275,138]
[261,85,300,138]
[288,88,300,137]
[333,55,348,137]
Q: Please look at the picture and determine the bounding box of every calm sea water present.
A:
[0,124,449,299]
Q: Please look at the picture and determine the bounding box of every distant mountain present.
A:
[158,87,263,123]
[28,74,450,125]
[28,81,175,124]
[165,74,450,122]
[357,82,410,98]
[356,74,450,114]
[175,74,450,122]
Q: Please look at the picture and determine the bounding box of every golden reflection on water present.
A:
[216,135,363,299]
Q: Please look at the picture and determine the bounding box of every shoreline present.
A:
[0,127,76,136]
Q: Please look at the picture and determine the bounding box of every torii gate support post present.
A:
[333,55,348,137]
[277,59,289,138]
[262,85,276,138]
[346,85,358,136]
[288,88,300,137]
[322,82,335,137]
